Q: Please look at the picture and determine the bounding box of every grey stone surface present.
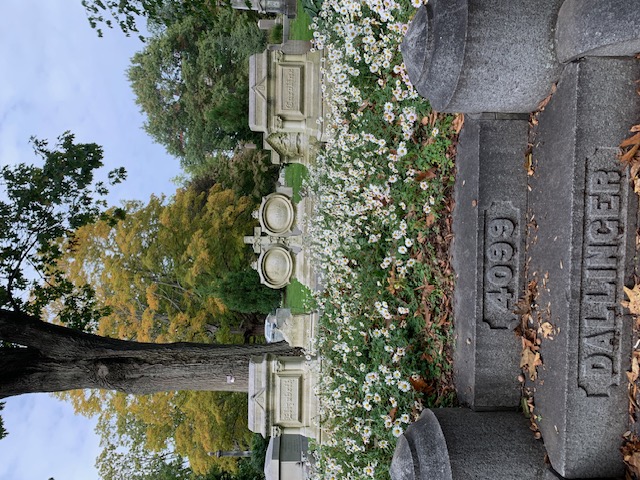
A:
[390,409,452,480]
[434,409,548,479]
[543,469,621,480]
[401,0,563,113]
[264,434,309,480]
[452,114,529,410]
[527,57,640,478]
[391,409,549,479]
[556,0,640,63]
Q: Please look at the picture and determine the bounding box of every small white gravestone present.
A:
[248,354,321,440]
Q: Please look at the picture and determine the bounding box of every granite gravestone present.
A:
[452,113,529,410]
[397,1,640,477]
[527,57,639,478]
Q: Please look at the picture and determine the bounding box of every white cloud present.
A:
[0,395,101,480]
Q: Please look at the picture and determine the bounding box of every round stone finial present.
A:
[260,193,295,235]
[390,409,453,480]
[401,0,468,111]
[258,245,294,289]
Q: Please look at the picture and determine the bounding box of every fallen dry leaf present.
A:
[451,114,464,134]
[425,213,436,227]
[409,374,433,394]
[622,437,640,477]
[623,284,640,317]
[627,355,640,383]
[520,347,542,381]
[539,322,555,339]
[619,129,640,177]
[389,406,398,422]
[536,83,557,111]
[416,168,437,182]
[621,131,640,148]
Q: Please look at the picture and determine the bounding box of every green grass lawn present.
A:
[289,0,314,41]
[283,278,316,314]
[284,163,309,203]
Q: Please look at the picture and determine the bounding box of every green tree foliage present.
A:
[0,130,125,441]
[94,391,253,478]
[0,130,119,439]
[128,11,266,170]
[207,268,281,315]
[81,0,220,39]
[59,184,262,343]
[0,402,7,440]
[186,148,279,202]
[0,132,125,327]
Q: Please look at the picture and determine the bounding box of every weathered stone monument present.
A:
[398,1,640,478]
[244,186,301,289]
[230,0,297,17]
[248,354,321,440]
[527,57,639,479]
[249,45,325,166]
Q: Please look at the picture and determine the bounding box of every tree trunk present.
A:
[0,309,297,399]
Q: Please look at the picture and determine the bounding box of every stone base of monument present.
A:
[452,113,529,410]
[390,408,550,480]
[263,434,310,480]
[527,57,639,478]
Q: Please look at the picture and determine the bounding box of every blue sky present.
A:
[0,1,183,478]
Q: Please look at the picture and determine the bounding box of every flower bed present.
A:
[306,0,459,478]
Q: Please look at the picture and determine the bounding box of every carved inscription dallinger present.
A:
[483,203,521,330]
[578,149,629,397]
